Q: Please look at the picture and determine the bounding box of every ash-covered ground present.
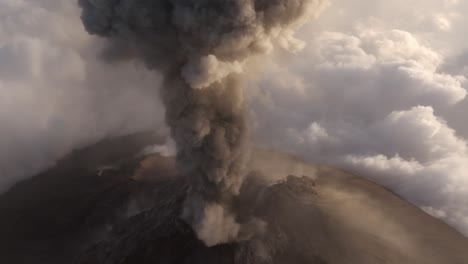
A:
[1,132,468,264]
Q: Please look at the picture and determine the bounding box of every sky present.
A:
[1,0,468,235]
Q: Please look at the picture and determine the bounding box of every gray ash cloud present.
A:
[79,0,326,245]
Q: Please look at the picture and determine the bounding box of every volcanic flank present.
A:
[1,133,468,264]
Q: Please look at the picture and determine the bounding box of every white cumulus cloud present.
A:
[250,0,468,235]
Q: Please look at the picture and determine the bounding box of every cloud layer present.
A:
[0,0,165,191]
[250,0,468,234]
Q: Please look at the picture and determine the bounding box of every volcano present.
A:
[1,132,467,264]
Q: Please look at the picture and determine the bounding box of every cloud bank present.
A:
[250,0,468,234]
[0,0,166,192]
[1,0,468,236]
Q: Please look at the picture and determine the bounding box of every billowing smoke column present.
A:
[79,0,326,246]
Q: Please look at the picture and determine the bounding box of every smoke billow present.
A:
[78,0,326,245]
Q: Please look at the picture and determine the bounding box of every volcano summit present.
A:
[1,133,468,264]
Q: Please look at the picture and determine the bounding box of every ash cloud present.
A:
[78,0,327,245]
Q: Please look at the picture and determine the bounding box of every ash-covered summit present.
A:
[1,133,468,264]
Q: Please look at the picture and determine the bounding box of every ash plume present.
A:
[79,0,326,246]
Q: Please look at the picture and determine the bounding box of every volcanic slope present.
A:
[0,133,467,264]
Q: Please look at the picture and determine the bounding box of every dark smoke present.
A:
[79,0,326,245]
